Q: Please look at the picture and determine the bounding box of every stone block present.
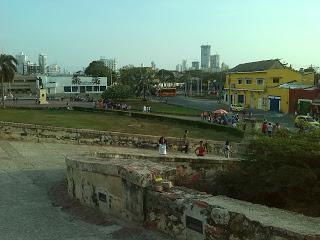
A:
[211,207,230,226]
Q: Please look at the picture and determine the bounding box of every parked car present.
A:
[231,104,244,112]
[294,115,320,129]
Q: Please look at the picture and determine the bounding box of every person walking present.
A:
[158,136,167,155]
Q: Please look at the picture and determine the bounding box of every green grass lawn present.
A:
[121,99,200,116]
[0,109,241,142]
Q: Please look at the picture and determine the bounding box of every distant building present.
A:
[181,60,187,72]
[191,61,200,70]
[210,54,220,72]
[151,61,156,70]
[201,45,211,70]
[47,64,61,76]
[38,54,47,74]
[43,76,108,95]
[100,57,117,71]
[221,62,229,71]
[15,51,28,75]
[176,64,182,72]
[27,63,41,75]
[4,75,38,95]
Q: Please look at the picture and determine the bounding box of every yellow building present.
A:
[224,59,314,112]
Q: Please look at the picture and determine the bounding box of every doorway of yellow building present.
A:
[257,98,263,109]
[268,96,281,111]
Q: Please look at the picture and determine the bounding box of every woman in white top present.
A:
[158,136,167,155]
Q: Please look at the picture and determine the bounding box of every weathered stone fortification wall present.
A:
[66,156,176,223]
[66,154,320,240]
[145,189,320,240]
[0,121,241,156]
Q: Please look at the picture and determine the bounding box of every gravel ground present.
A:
[0,140,172,240]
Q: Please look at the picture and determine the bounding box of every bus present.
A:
[156,88,176,97]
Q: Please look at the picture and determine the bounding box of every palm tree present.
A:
[0,54,17,108]
[72,73,81,85]
[91,76,100,85]
[134,68,155,100]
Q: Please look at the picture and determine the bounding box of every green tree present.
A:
[91,76,101,85]
[134,68,156,100]
[156,69,175,83]
[0,54,17,108]
[84,61,111,77]
[101,84,131,102]
[72,73,81,85]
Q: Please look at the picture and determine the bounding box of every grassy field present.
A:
[120,99,201,116]
[0,109,241,142]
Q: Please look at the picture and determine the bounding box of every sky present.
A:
[1,0,320,72]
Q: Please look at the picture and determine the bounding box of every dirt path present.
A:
[0,140,171,240]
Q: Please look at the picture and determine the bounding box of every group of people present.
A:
[157,130,231,158]
[201,112,240,128]
[261,120,280,136]
[143,106,151,113]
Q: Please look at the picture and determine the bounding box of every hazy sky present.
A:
[1,0,319,71]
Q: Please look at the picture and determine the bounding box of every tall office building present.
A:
[176,64,182,72]
[16,51,27,74]
[210,54,220,72]
[181,59,187,72]
[201,45,211,70]
[191,61,200,70]
[38,54,47,74]
[100,57,117,71]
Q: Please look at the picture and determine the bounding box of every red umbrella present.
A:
[213,109,228,115]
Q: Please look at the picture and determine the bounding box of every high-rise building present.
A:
[151,61,156,70]
[47,64,61,76]
[38,54,48,74]
[181,59,187,72]
[201,45,211,70]
[191,61,200,70]
[176,64,182,72]
[210,54,220,72]
[100,57,117,71]
[16,51,27,74]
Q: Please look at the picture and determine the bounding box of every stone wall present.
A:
[0,121,242,156]
[145,189,320,240]
[66,153,320,240]
[66,155,176,223]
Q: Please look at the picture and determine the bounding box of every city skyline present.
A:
[1,0,319,71]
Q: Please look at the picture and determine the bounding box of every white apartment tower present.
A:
[201,45,211,70]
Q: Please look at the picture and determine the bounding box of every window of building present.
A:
[245,78,252,84]
[237,78,243,84]
[93,86,99,91]
[64,86,71,92]
[231,83,236,89]
[72,86,78,92]
[86,86,92,92]
[256,78,264,85]
[273,77,280,84]
[238,95,244,104]
[99,86,106,91]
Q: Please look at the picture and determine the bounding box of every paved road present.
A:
[0,140,172,240]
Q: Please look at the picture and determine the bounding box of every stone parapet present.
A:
[0,121,242,156]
